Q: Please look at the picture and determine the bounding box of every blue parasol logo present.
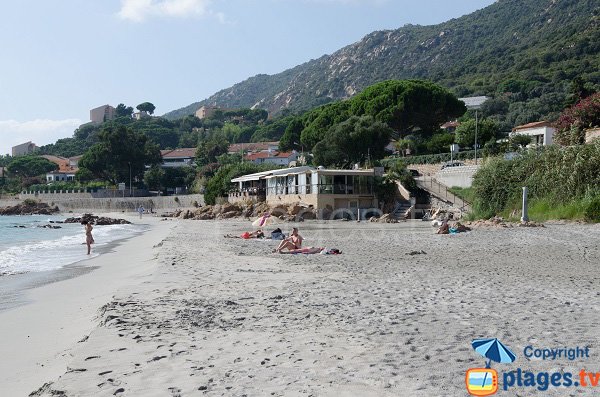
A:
[466,338,516,396]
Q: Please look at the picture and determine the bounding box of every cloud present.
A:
[0,119,82,156]
[117,0,216,22]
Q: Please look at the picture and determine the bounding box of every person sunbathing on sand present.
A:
[279,247,324,255]
[273,227,303,253]
[224,229,265,239]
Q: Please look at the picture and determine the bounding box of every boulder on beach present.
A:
[63,214,132,225]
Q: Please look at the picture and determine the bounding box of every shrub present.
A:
[23,198,38,206]
[584,196,600,222]
[471,140,600,219]
[382,149,479,166]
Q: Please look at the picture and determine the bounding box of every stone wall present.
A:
[6,194,205,213]
[435,165,480,188]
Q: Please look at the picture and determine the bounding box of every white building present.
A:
[511,121,555,146]
[46,171,76,182]
[244,150,298,166]
[230,166,379,218]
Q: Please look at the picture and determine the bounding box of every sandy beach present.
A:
[2,218,600,396]
[0,213,174,396]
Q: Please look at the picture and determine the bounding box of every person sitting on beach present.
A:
[81,220,94,255]
[436,220,450,234]
[224,229,265,239]
[273,227,303,253]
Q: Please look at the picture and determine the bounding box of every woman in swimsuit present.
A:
[82,220,94,255]
[274,227,303,253]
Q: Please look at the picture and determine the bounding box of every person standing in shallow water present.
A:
[82,220,94,255]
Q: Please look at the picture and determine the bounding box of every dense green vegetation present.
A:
[470,142,600,221]
[312,116,392,167]
[554,92,600,145]
[204,162,279,205]
[164,0,600,133]
[77,126,162,185]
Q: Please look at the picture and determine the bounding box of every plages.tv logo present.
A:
[466,338,516,396]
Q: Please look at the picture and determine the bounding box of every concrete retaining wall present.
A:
[3,194,204,213]
[435,165,480,188]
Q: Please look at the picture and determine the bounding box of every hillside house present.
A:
[511,121,555,146]
[160,148,196,168]
[228,142,279,154]
[244,150,298,166]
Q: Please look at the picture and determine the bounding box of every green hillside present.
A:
[164,0,600,130]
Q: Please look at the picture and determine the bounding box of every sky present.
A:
[0,0,496,156]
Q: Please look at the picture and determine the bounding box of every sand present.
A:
[2,218,600,396]
[0,213,174,396]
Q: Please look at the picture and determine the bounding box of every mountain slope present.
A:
[164,0,600,124]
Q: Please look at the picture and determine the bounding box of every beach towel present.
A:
[320,247,342,255]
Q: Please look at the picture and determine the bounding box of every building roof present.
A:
[229,141,279,153]
[41,155,78,173]
[314,169,376,176]
[441,121,460,129]
[231,166,313,183]
[459,96,490,109]
[513,121,553,132]
[275,151,295,158]
[161,148,196,159]
[244,150,295,161]
[244,152,271,161]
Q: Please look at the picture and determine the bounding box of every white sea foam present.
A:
[0,216,145,276]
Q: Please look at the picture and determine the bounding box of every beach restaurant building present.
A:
[230,166,379,217]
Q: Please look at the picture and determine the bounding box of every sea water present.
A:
[0,215,145,276]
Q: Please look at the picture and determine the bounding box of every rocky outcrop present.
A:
[63,213,132,225]
[465,217,544,228]
[168,202,319,222]
[0,201,60,216]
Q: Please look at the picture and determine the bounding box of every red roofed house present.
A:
[511,121,555,146]
[441,121,460,133]
[160,148,197,168]
[42,155,79,182]
[244,150,298,166]
[228,141,279,154]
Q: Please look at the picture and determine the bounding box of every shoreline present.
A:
[0,213,175,396]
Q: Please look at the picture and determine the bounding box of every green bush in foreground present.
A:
[471,141,600,221]
[584,196,600,222]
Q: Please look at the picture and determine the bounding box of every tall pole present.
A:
[129,162,132,197]
[474,109,479,166]
[521,186,529,222]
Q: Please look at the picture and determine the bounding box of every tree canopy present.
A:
[136,102,156,115]
[78,126,161,185]
[285,80,466,152]
[312,115,392,167]
[7,156,57,178]
[454,119,499,148]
